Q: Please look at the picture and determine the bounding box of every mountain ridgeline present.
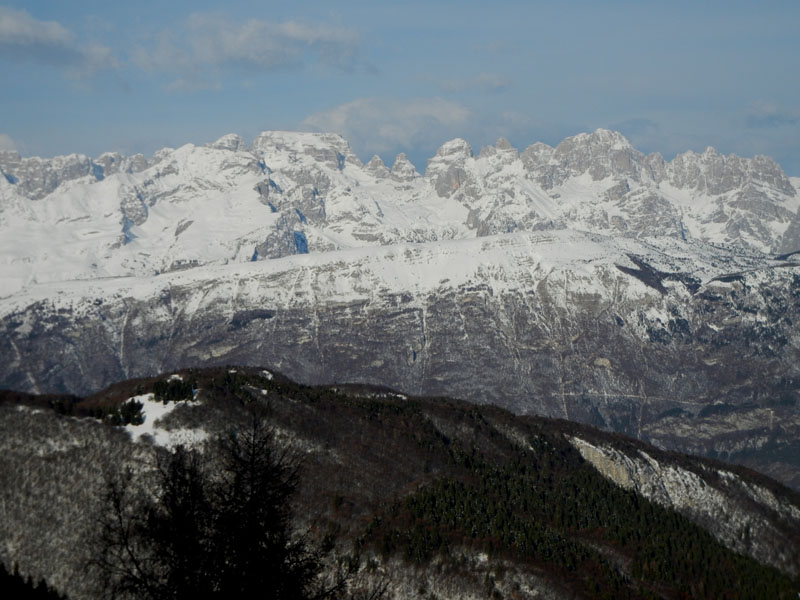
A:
[1,129,799,492]
[1,367,799,599]
[1,129,798,286]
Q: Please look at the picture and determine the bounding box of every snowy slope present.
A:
[1,228,789,323]
[123,390,207,447]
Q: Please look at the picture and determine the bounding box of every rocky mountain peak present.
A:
[570,128,635,150]
[520,129,644,188]
[433,137,473,160]
[252,131,362,171]
[390,153,418,181]
[520,141,554,170]
[94,152,149,177]
[365,154,391,178]
[478,137,519,160]
[425,139,475,197]
[554,129,642,177]
[151,147,175,165]
[94,151,123,171]
[0,151,100,200]
[426,139,472,173]
[667,147,796,197]
[207,133,246,152]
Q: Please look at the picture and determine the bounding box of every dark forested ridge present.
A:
[1,366,799,599]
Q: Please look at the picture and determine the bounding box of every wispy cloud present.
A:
[439,72,512,94]
[0,6,117,77]
[134,13,361,90]
[745,101,798,129]
[300,97,471,159]
[0,132,16,151]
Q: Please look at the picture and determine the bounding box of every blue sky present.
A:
[1,1,799,173]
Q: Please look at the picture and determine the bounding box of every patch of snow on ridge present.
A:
[123,393,207,448]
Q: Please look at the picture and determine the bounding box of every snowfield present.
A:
[123,392,207,448]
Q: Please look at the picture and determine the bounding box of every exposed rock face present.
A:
[426,138,474,198]
[390,153,418,181]
[668,149,795,196]
[0,151,99,200]
[207,133,246,152]
[570,436,800,575]
[365,154,392,178]
[522,129,645,187]
[778,190,800,255]
[252,131,363,171]
[94,152,149,177]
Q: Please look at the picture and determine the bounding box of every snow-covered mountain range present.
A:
[1,128,798,296]
[1,129,799,489]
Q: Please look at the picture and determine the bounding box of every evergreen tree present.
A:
[212,413,322,598]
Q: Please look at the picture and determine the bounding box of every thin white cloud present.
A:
[0,133,16,151]
[132,30,191,72]
[0,6,72,47]
[300,97,471,159]
[0,6,117,76]
[439,72,512,94]
[134,12,360,90]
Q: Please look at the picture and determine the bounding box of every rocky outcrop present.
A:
[778,206,800,255]
[365,154,392,178]
[0,151,100,199]
[522,129,645,187]
[570,436,800,575]
[390,153,418,181]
